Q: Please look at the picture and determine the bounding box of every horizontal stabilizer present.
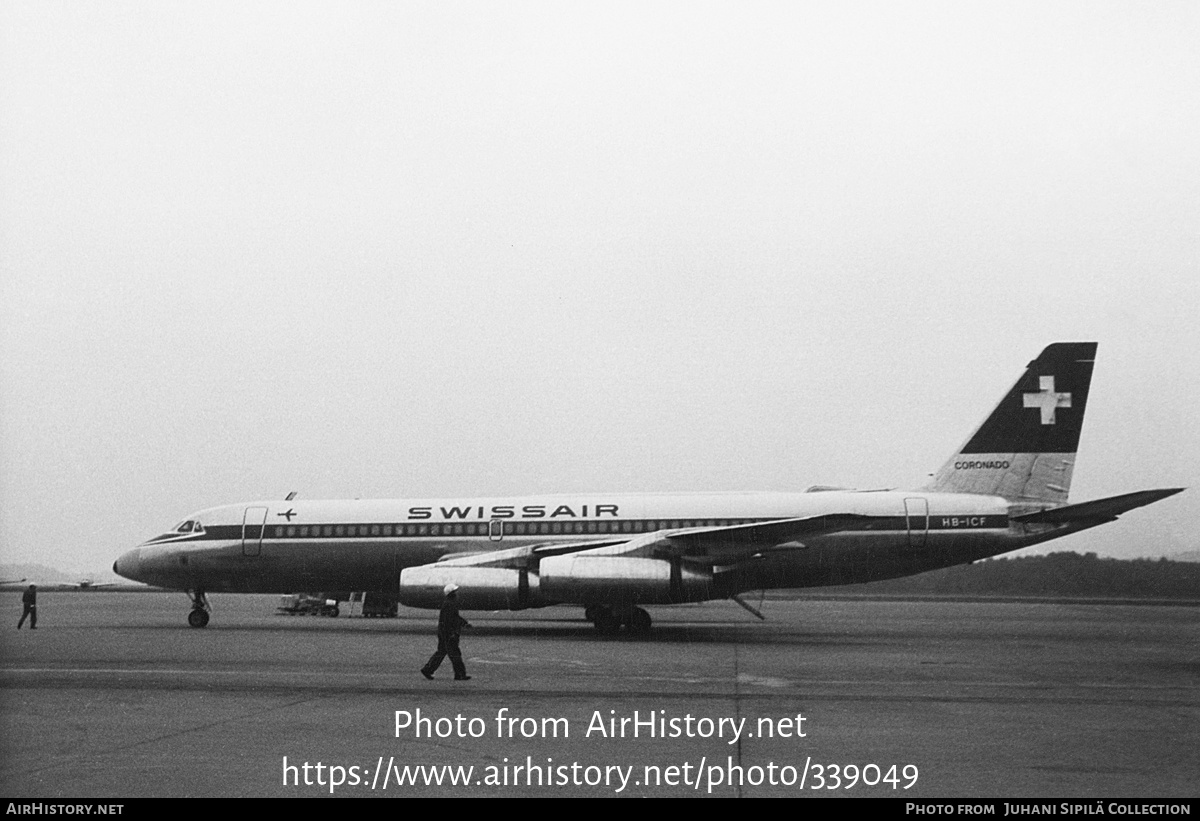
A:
[1012,488,1184,524]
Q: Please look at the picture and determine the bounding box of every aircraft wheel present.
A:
[328,606,340,618]
[188,608,210,628]
[629,607,652,635]
[592,610,621,636]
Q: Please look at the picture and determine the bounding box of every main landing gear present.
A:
[584,605,652,636]
[187,589,210,628]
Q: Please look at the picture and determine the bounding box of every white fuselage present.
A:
[115,490,1071,603]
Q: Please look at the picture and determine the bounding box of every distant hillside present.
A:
[813,553,1200,599]
[1167,550,1200,563]
[0,563,74,583]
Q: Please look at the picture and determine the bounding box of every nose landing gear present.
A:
[187,589,210,628]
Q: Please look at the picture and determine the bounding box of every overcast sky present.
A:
[1,1,1196,575]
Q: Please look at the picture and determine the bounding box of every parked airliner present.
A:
[113,343,1182,632]
[0,578,119,592]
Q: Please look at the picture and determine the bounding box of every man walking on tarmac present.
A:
[17,584,37,629]
[421,584,471,681]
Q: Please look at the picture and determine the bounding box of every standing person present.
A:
[17,584,37,629]
[421,584,471,681]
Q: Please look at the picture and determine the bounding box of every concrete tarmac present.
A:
[1,591,1196,798]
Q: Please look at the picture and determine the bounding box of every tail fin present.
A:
[925,342,1097,503]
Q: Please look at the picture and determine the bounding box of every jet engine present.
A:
[398,565,543,610]
[538,556,712,604]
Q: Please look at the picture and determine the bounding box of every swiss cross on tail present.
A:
[958,342,1096,455]
[1023,376,1072,424]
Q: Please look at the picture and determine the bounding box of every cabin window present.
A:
[287,526,296,537]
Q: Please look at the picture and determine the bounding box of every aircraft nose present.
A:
[113,547,142,581]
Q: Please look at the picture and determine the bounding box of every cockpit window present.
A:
[176,521,194,533]
[192,522,203,534]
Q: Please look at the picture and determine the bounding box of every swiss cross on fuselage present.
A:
[1023,376,1072,425]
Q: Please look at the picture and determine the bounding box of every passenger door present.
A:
[904,498,929,548]
[242,507,268,557]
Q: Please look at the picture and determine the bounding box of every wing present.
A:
[431,538,629,569]
[658,513,870,561]
[398,514,869,609]
[425,512,869,570]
